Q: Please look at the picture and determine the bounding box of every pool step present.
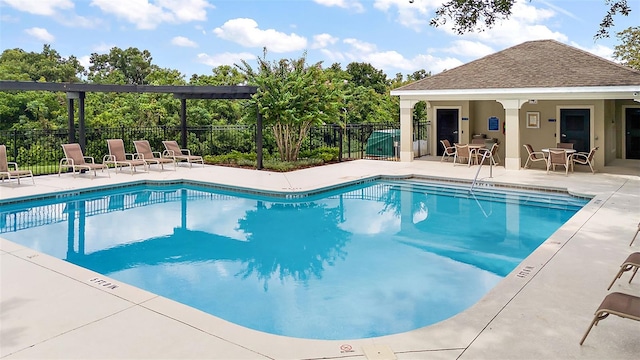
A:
[382,180,589,211]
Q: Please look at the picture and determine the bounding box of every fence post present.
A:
[209,125,213,156]
[347,125,352,159]
[12,129,17,160]
[338,125,343,162]
[256,110,263,170]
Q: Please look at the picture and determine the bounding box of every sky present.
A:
[0,0,639,80]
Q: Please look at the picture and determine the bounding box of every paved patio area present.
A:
[1,159,639,359]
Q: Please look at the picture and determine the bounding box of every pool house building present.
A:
[391,39,640,171]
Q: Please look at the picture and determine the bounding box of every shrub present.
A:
[204,151,327,172]
[299,146,339,162]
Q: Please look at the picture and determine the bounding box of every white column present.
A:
[399,98,414,162]
[496,99,527,170]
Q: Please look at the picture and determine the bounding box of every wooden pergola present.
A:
[0,81,267,168]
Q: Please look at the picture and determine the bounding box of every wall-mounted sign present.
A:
[548,118,557,122]
[488,116,500,131]
[462,117,469,121]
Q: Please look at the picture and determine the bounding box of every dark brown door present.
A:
[560,109,590,153]
[626,107,640,159]
[436,109,459,156]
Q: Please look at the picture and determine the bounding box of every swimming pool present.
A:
[0,179,588,340]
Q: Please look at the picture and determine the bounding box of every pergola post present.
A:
[180,98,187,148]
[66,92,79,144]
[78,92,86,151]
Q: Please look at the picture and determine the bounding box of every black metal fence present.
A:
[1,122,428,175]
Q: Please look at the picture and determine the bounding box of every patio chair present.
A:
[580,291,640,345]
[162,141,204,168]
[572,146,598,174]
[556,142,574,149]
[631,222,640,246]
[104,139,148,175]
[523,144,546,169]
[440,139,455,162]
[607,252,640,290]
[546,149,572,176]
[133,140,176,170]
[0,144,34,184]
[477,143,500,166]
[453,143,476,167]
[59,143,110,178]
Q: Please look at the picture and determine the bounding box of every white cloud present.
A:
[319,48,346,64]
[2,0,96,28]
[373,0,441,32]
[313,0,364,12]
[196,52,256,67]
[171,36,198,47]
[59,14,99,29]
[78,55,91,70]
[411,53,464,74]
[92,42,116,53]
[213,18,307,53]
[438,1,566,48]
[537,0,580,20]
[90,0,211,30]
[570,42,614,61]
[92,42,115,52]
[311,33,339,49]
[0,14,19,23]
[343,38,377,53]
[24,27,55,42]
[155,0,212,22]
[441,40,495,58]
[1,0,73,16]
[337,36,463,75]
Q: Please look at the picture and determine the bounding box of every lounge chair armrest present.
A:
[152,151,162,158]
[181,148,191,156]
[59,157,74,166]
[83,156,96,164]
[103,154,115,163]
[7,161,19,170]
[162,150,174,157]
[124,152,137,160]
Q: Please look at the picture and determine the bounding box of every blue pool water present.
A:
[0,180,588,339]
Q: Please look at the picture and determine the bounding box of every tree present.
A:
[189,65,248,125]
[237,50,344,161]
[345,62,389,95]
[613,26,640,70]
[0,45,84,82]
[88,47,156,84]
[428,0,632,39]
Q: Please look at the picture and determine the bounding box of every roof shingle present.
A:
[395,40,640,91]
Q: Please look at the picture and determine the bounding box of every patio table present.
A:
[468,143,486,164]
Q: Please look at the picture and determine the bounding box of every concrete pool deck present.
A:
[1,159,639,359]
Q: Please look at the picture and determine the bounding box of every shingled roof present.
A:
[395,39,640,91]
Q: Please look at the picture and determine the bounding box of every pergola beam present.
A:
[0,81,261,163]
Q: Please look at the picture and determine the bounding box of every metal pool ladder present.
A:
[469,151,493,192]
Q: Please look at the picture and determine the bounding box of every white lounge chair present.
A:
[0,144,34,184]
[162,140,204,168]
[59,143,110,178]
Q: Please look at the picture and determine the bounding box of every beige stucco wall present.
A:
[426,99,628,171]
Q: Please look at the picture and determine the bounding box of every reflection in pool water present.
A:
[0,180,588,339]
